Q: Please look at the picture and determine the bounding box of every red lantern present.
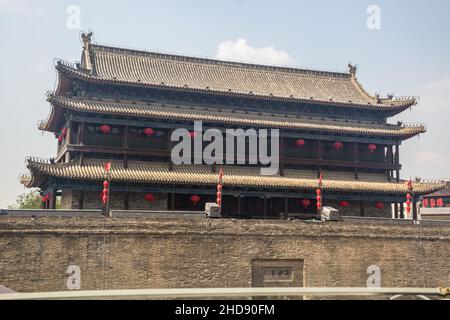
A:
[57,135,63,143]
[103,181,109,188]
[144,193,155,202]
[316,202,321,209]
[368,144,377,153]
[61,127,68,138]
[316,189,321,195]
[339,201,349,207]
[217,184,222,192]
[143,128,155,137]
[104,162,112,173]
[334,141,344,151]
[190,195,200,205]
[102,195,108,204]
[375,202,385,209]
[296,139,306,147]
[99,125,111,134]
[301,199,311,208]
[189,131,198,139]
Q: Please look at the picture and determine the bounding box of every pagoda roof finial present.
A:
[348,63,357,76]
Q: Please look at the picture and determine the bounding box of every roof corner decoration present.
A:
[348,63,357,77]
[80,32,93,72]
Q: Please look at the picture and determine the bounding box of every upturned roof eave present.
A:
[24,160,447,196]
[45,93,425,140]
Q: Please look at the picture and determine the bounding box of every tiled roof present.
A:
[42,94,425,139]
[23,159,446,195]
[56,44,416,110]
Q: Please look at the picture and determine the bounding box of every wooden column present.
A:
[122,125,129,148]
[263,197,267,219]
[79,122,86,145]
[237,196,242,216]
[124,191,129,210]
[66,123,72,145]
[395,144,400,182]
[170,192,175,210]
[412,196,418,221]
[167,129,174,171]
[279,136,285,177]
[49,189,57,209]
[284,196,288,219]
[360,201,365,217]
[317,140,322,160]
[78,189,84,210]
[400,202,405,219]
[354,142,359,162]
[394,202,399,219]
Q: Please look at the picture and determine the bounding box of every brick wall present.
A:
[0,217,448,293]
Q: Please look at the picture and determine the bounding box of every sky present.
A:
[0,0,449,208]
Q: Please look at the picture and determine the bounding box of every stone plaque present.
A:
[252,259,304,287]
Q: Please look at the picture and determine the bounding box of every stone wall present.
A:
[0,216,448,293]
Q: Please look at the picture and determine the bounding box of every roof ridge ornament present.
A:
[80,31,93,72]
[348,63,357,76]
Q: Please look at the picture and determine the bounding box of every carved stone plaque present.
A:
[252,259,304,287]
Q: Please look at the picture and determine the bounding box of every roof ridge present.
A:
[90,43,351,79]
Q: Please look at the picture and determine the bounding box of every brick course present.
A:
[0,217,448,293]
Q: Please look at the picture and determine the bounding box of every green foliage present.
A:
[9,190,42,209]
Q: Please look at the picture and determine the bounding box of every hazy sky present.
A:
[1,0,449,208]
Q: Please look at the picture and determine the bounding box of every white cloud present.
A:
[398,76,450,180]
[0,0,44,15]
[215,38,295,66]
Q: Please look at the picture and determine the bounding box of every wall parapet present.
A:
[0,216,449,241]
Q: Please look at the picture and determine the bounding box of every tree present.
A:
[9,190,42,209]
